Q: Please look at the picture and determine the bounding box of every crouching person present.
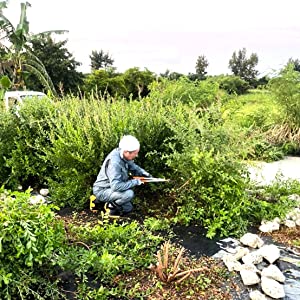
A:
[92,135,152,216]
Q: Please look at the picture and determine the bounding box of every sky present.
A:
[3,0,300,76]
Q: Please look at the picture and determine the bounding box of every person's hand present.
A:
[135,179,144,185]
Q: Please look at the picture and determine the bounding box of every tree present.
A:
[212,74,250,95]
[122,67,155,99]
[160,69,184,80]
[228,48,258,85]
[195,55,209,79]
[26,37,84,96]
[287,58,300,72]
[89,50,114,71]
[0,1,66,95]
[83,69,127,98]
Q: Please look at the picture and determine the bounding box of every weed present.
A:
[149,241,207,283]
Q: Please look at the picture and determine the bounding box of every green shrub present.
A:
[0,187,66,298]
[248,179,300,222]
[0,112,18,186]
[60,219,162,284]
[1,97,57,189]
[41,96,175,208]
[269,63,300,127]
[170,148,250,238]
[163,105,251,238]
[211,75,250,95]
[149,77,219,108]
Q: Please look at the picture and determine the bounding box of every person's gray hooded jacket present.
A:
[93,148,150,195]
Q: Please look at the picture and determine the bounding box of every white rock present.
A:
[233,247,250,260]
[258,244,281,264]
[212,250,228,259]
[242,251,263,265]
[284,219,296,228]
[39,188,49,196]
[249,290,268,300]
[240,233,264,248]
[240,263,259,273]
[261,264,285,283]
[272,217,281,224]
[240,269,260,285]
[296,219,300,226]
[222,254,242,271]
[287,194,300,202]
[285,208,300,221]
[29,195,46,205]
[259,221,280,233]
[261,276,285,299]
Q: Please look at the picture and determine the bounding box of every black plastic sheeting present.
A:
[171,224,300,300]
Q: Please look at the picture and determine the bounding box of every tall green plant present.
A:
[1,97,57,189]
[41,96,174,208]
[0,1,66,94]
[164,105,251,238]
[269,63,300,127]
[149,77,219,109]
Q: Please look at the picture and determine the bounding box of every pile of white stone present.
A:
[29,188,50,204]
[259,194,300,233]
[221,233,286,299]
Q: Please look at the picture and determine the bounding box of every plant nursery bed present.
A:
[55,207,300,299]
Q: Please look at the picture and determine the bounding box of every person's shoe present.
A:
[89,195,97,212]
[109,208,121,217]
[104,203,121,218]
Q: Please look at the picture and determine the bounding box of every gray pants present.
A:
[94,188,134,213]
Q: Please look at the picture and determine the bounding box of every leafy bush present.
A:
[269,63,300,127]
[170,148,250,238]
[149,77,219,109]
[248,179,300,222]
[59,219,163,285]
[0,111,18,186]
[0,97,57,189]
[0,188,66,298]
[40,96,176,208]
[211,75,250,95]
[163,105,251,238]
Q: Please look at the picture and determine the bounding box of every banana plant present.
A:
[0,1,68,95]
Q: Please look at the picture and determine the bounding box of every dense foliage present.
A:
[0,188,165,299]
[1,2,300,299]
[1,62,300,298]
[0,188,66,298]
[1,70,299,236]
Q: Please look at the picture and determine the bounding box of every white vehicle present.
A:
[4,90,47,111]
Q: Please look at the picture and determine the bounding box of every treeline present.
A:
[1,1,300,99]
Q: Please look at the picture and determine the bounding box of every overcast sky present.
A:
[4,0,300,76]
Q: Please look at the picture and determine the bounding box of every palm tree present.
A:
[0,1,67,95]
